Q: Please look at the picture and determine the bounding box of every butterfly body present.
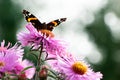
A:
[23,10,66,31]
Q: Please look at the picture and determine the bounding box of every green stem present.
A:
[35,37,44,80]
[38,42,43,67]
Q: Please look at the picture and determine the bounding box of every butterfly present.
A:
[22,9,66,31]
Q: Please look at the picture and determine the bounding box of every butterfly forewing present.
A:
[23,10,44,30]
[46,18,67,31]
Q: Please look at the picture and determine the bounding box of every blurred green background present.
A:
[0,0,120,80]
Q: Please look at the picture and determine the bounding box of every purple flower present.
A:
[14,59,35,79]
[0,40,24,77]
[17,23,67,58]
[0,51,19,73]
[0,40,24,58]
[53,53,103,80]
[0,41,35,79]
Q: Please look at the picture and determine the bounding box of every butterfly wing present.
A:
[46,18,67,31]
[22,10,44,30]
[23,10,67,31]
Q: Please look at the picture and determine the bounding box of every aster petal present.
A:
[1,40,5,47]
[8,44,24,58]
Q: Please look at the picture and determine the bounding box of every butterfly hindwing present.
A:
[23,10,66,31]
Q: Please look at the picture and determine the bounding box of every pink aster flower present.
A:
[0,40,24,58]
[17,23,67,58]
[14,59,35,79]
[0,40,24,78]
[54,53,103,80]
[0,51,19,73]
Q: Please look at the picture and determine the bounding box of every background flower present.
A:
[0,52,19,73]
[0,40,24,74]
[0,40,35,79]
[53,53,103,80]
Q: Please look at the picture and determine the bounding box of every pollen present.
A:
[0,61,5,68]
[39,30,54,38]
[72,61,88,75]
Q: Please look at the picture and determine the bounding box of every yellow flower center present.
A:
[0,61,5,68]
[72,62,88,75]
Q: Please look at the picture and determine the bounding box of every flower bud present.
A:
[39,65,48,80]
[18,73,26,80]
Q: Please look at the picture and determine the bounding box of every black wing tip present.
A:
[22,9,29,14]
[60,18,67,22]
